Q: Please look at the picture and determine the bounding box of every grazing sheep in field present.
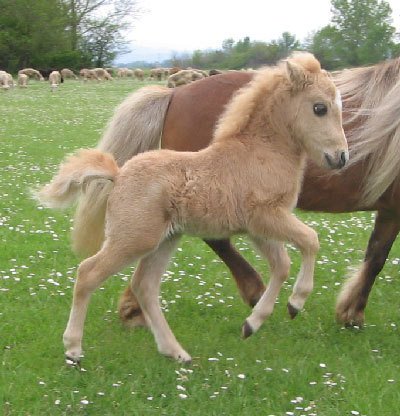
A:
[4,72,15,88]
[49,70,61,91]
[133,68,144,80]
[149,67,164,81]
[0,70,11,89]
[117,68,134,78]
[106,68,117,77]
[61,68,78,80]
[93,68,113,81]
[18,73,28,88]
[117,68,127,77]
[80,68,99,81]
[18,68,44,81]
[167,69,207,88]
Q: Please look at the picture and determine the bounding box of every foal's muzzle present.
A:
[324,150,348,169]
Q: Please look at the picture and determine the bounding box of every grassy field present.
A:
[1,79,399,416]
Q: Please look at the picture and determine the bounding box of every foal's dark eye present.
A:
[313,103,328,116]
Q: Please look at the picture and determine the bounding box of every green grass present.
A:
[1,80,399,416]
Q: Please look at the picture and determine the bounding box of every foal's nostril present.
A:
[325,151,348,169]
[340,151,347,167]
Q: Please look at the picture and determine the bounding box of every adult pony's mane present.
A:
[212,52,322,143]
[334,57,400,205]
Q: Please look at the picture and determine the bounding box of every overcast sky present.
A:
[119,0,400,62]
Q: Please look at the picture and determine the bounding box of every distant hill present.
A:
[115,45,186,66]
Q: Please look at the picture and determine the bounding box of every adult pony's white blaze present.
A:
[335,89,343,111]
[34,52,348,364]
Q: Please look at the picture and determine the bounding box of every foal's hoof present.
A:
[174,351,192,364]
[241,320,254,339]
[65,355,81,368]
[287,302,300,319]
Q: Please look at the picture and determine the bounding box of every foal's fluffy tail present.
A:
[69,85,172,257]
[34,149,119,256]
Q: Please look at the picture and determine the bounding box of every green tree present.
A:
[309,0,397,68]
[63,0,139,51]
[81,22,130,67]
[0,0,69,71]
[277,32,300,56]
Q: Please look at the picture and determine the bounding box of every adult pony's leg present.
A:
[204,239,266,306]
[131,236,192,362]
[63,244,137,362]
[336,211,400,326]
[119,283,147,328]
[241,239,290,338]
[243,212,319,337]
[118,238,267,327]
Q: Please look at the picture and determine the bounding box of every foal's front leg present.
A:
[241,239,290,338]
[243,212,319,337]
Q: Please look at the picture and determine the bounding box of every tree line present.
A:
[0,0,138,72]
[166,0,400,71]
[0,0,399,73]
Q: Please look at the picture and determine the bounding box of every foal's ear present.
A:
[286,60,307,90]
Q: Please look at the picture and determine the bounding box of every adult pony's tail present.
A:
[97,85,172,164]
[34,149,119,256]
[69,85,172,257]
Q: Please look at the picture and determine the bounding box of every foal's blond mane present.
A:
[213,53,322,143]
[334,57,400,205]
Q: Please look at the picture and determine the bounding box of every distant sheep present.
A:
[133,68,144,81]
[167,69,207,88]
[117,68,127,77]
[93,68,113,81]
[18,68,44,81]
[0,70,11,89]
[80,68,99,81]
[4,72,15,88]
[18,73,29,88]
[61,68,78,80]
[49,70,61,91]
[149,68,164,81]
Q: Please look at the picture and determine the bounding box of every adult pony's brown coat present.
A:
[35,53,347,362]
[95,57,400,329]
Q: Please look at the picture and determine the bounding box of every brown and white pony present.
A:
[93,56,400,329]
[35,53,347,362]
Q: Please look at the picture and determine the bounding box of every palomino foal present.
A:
[35,52,348,363]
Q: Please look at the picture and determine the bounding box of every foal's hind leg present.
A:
[63,245,137,362]
[131,236,192,362]
[242,239,290,338]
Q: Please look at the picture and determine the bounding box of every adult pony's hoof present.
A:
[287,302,300,319]
[335,308,365,328]
[241,320,254,339]
[118,289,148,328]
